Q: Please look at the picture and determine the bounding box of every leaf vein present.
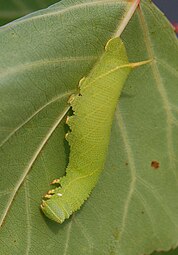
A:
[24,180,31,255]
[0,90,74,148]
[0,106,69,228]
[115,107,137,243]
[63,218,73,255]
[137,6,178,179]
[0,56,97,80]
[1,0,128,29]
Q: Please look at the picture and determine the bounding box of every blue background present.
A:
[153,0,178,24]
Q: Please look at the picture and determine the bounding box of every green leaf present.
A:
[0,0,59,26]
[0,0,178,255]
[153,248,178,255]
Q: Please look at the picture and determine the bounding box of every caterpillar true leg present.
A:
[50,179,61,185]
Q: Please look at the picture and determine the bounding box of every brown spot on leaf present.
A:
[125,162,128,166]
[151,161,160,169]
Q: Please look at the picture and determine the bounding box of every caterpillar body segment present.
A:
[41,37,149,223]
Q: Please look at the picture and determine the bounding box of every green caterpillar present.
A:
[41,37,150,223]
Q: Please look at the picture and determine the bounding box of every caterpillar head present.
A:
[41,196,66,224]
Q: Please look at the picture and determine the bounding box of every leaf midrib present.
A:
[0,90,74,147]
[0,105,70,227]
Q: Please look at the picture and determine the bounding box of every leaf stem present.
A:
[115,0,141,37]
